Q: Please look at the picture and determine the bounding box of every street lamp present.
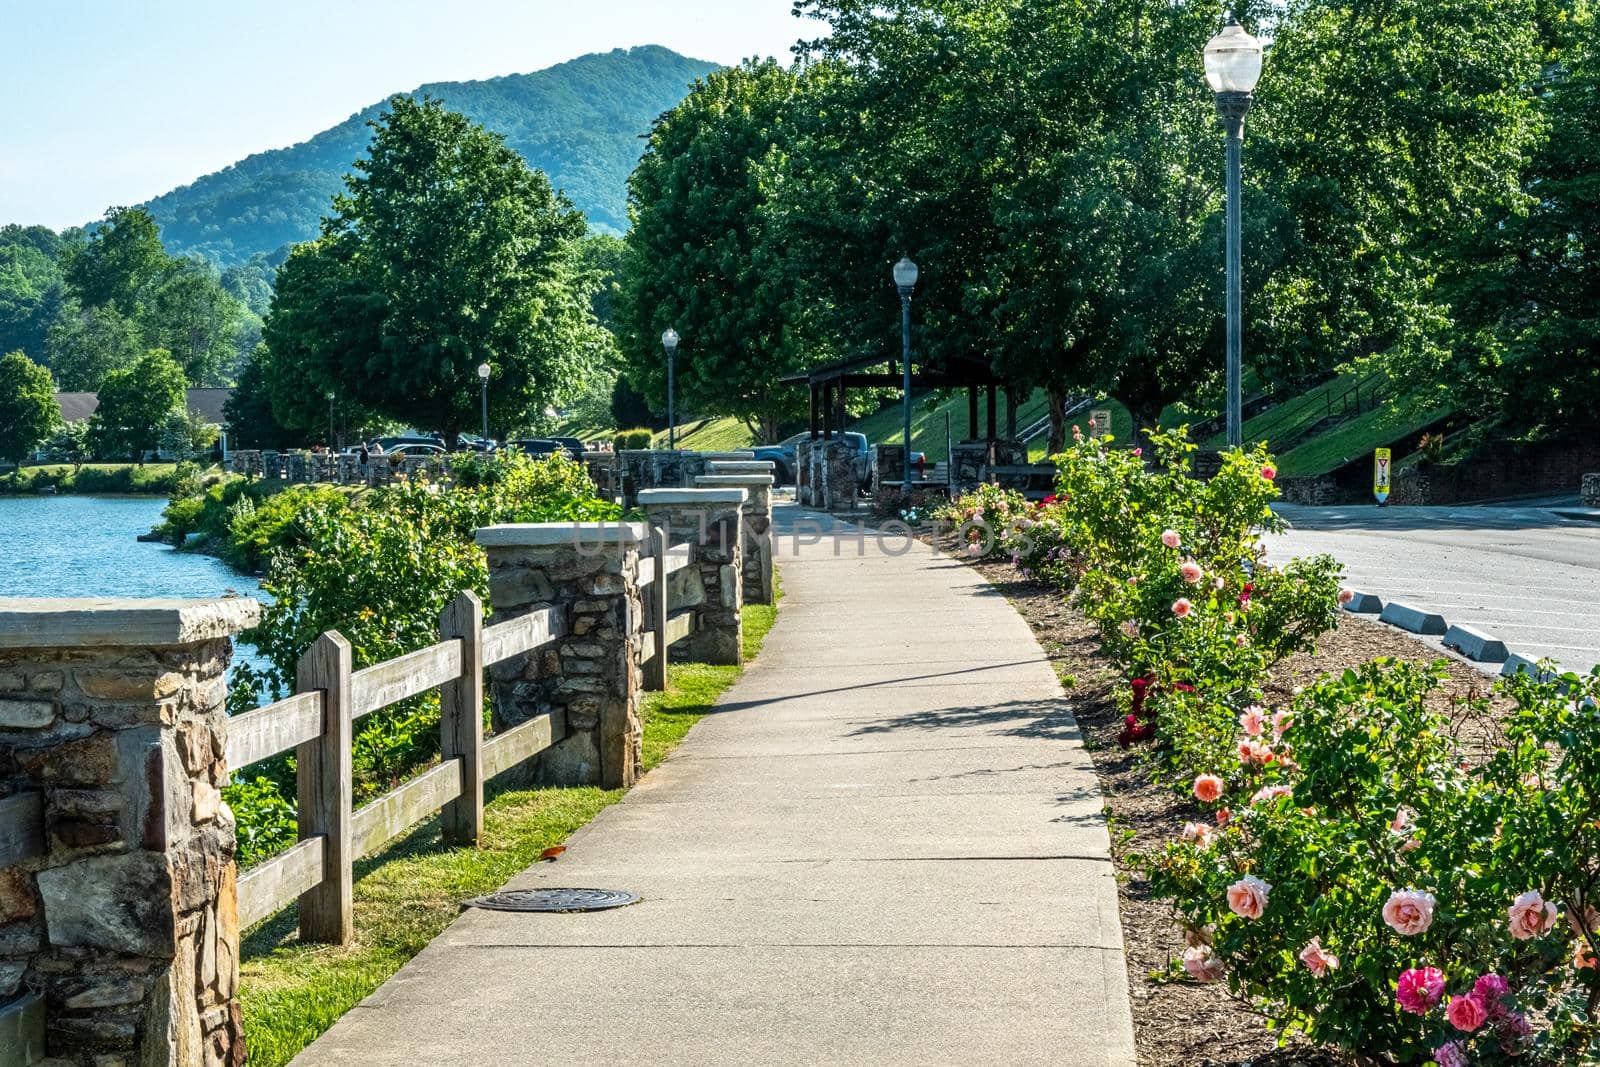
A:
[1204,15,1264,448]
[477,363,491,443]
[326,392,335,450]
[661,328,680,450]
[893,256,919,487]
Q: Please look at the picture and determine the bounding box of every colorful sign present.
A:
[1374,448,1392,504]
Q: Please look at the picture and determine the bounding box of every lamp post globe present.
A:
[892,257,919,488]
[1205,15,1263,449]
[661,329,680,451]
[476,363,491,443]
[326,391,335,450]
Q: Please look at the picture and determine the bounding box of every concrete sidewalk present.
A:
[292,506,1135,1067]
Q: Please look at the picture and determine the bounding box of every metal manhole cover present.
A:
[464,888,640,913]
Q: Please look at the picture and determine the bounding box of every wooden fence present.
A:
[219,525,698,940]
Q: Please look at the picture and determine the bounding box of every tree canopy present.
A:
[0,351,61,462]
[261,96,613,443]
[88,348,188,462]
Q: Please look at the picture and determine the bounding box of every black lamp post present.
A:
[1204,15,1264,448]
[326,392,335,449]
[661,328,680,450]
[477,363,492,442]
[893,256,919,487]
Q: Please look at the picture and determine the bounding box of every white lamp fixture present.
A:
[1204,17,1264,95]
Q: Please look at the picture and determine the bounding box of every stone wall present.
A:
[1390,438,1600,506]
[477,524,646,791]
[694,475,775,605]
[949,441,1028,493]
[638,490,745,666]
[1585,473,1599,508]
[0,597,258,1067]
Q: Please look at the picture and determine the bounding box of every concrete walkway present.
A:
[292,506,1134,1066]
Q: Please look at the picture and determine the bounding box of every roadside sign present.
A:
[1089,409,1113,439]
[1374,448,1392,505]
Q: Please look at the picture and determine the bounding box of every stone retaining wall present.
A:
[638,490,745,666]
[0,598,258,1067]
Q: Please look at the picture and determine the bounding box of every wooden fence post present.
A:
[439,590,485,847]
[646,525,669,692]
[297,630,353,944]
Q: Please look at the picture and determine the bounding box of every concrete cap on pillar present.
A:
[637,488,748,506]
[694,475,775,488]
[475,521,649,548]
[706,461,775,473]
[0,597,262,648]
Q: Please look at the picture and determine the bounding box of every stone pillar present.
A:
[0,596,259,1067]
[476,523,646,790]
[950,442,989,493]
[795,440,815,507]
[1583,473,1599,508]
[581,452,619,503]
[694,474,775,606]
[618,450,653,508]
[822,442,856,512]
[872,444,906,497]
[637,489,746,666]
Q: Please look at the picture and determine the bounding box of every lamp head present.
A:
[1204,17,1264,95]
[477,363,491,381]
[892,256,919,292]
[661,328,680,353]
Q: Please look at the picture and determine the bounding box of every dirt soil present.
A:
[947,540,1506,1067]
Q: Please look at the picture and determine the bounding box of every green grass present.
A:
[238,591,782,1066]
[1275,397,1451,478]
[652,416,757,452]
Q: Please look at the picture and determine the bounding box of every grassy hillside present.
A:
[143,47,719,262]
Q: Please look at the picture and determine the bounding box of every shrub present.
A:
[1143,661,1600,1064]
[613,427,653,450]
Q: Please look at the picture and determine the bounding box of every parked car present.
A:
[386,443,446,458]
[753,432,923,489]
[375,434,446,452]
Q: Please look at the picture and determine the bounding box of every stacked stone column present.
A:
[694,473,775,606]
[0,596,258,1066]
[637,489,746,666]
[476,523,646,790]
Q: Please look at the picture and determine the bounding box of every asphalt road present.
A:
[1267,503,1600,677]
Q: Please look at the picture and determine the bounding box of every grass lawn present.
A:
[1275,396,1451,478]
[237,594,780,1066]
[0,461,194,495]
[652,416,757,452]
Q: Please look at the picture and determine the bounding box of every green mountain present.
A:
[142,46,719,263]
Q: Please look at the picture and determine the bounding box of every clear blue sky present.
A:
[1,0,813,229]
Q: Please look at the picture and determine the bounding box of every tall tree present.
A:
[88,348,187,463]
[63,207,170,318]
[0,351,61,463]
[620,61,808,442]
[145,260,247,385]
[44,301,142,390]
[262,96,609,443]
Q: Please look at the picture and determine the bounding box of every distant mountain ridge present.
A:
[141,46,719,263]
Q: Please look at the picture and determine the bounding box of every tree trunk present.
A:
[1046,385,1067,455]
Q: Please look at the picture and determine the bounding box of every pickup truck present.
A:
[752,432,923,489]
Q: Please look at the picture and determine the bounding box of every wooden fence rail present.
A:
[222,525,705,943]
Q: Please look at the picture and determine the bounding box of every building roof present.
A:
[55,388,234,425]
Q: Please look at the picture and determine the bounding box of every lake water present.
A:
[0,495,268,677]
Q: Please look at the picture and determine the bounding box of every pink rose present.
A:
[1172,598,1193,617]
[1383,889,1437,936]
[1396,966,1446,1014]
[1180,560,1204,584]
[1133,448,1143,457]
[1214,807,1232,827]
[1576,939,1598,970]
[1298,937,1339,977]
[1160,529,1181,549]
[1193,774,1225,803]
[1239,741,1274,766]
[1182,945,1224,982]
[1509,890,1558,940]
[1271,711,1293,740]
[1251,784,1292,806]
[1261,465,1276,480]
[1473,973,1509,1016]
[1180,822,1213,847]
[1390,807,1414,834]
[1434,1041,1468,1067]
[1447,994,1488,1032]
[1338,588,1355,605]
[1226,875,1271,920]
[1499,1012,1533,1055]
[1238,706,1266,737]
[1234,633,1249,647]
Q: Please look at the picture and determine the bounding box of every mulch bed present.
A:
[939,536,1507,1067]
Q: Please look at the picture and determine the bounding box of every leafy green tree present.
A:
[263,96,609,443]
[159,408,220,462]
[41,422,90,472]
[0,226,68,362]
[619,61,809,443]
[145,260,247,385]
[223,345,307,450]
[88,348,187,462]
[43,301,142,391]
[63,207,170,318]
[0,351,61,462]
